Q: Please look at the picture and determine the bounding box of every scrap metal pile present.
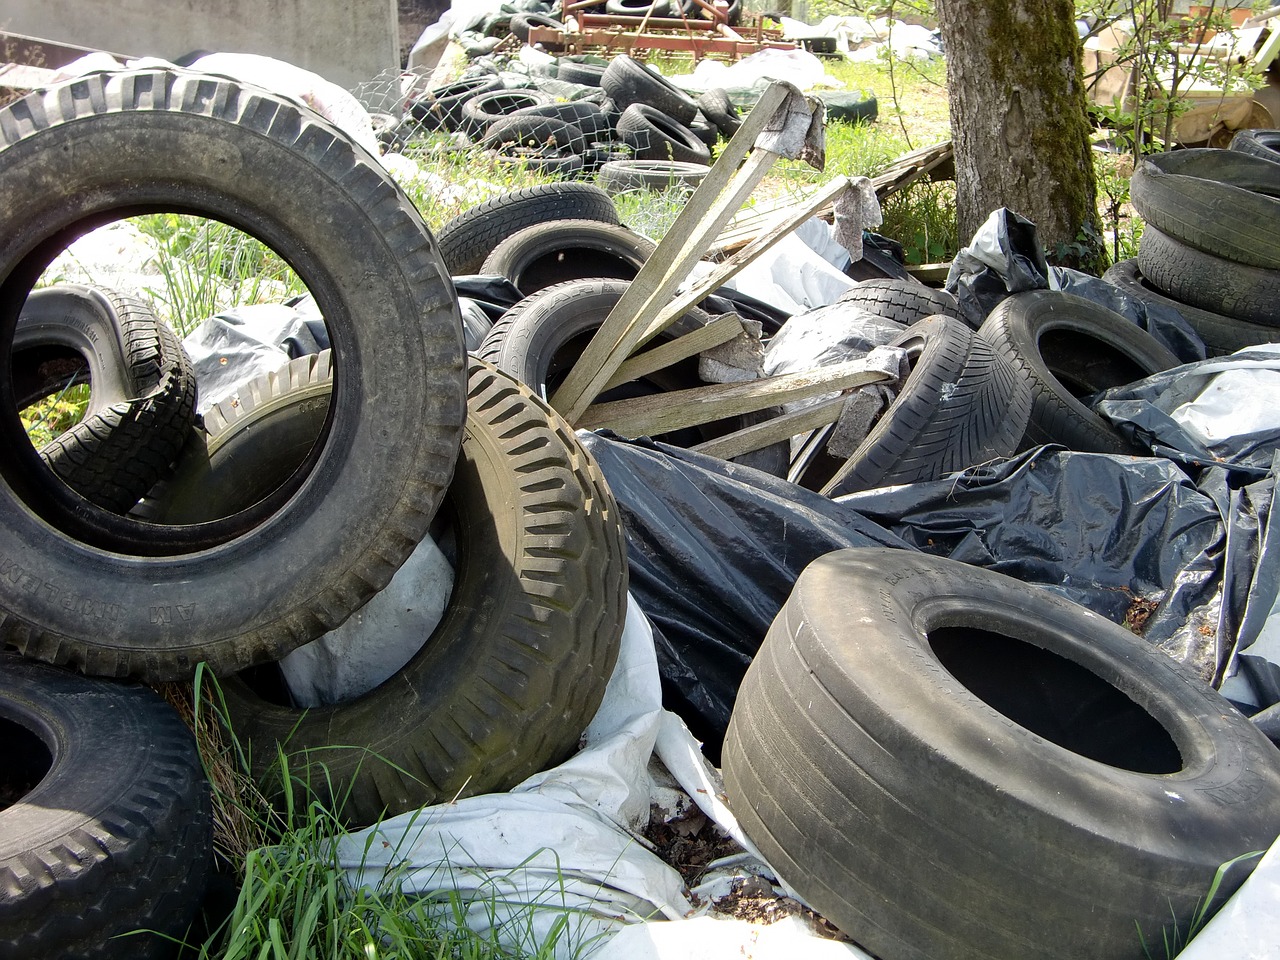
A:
[2,32,1280,960]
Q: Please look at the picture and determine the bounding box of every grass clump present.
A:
[167,667,596,960]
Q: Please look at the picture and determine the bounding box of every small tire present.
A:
[597,158,710,194]
[1137,224,1280,327]
[696,88,741,138]
[601,54,699,124]
[0,69,466,682]
[1102,258,1280,356]
[0,652,213,960]
[407,75,503,132]
[978,290,1180,454]
[219,360,628,828]
[481,114,586,153]
[435,181,620,275]
[617,103,711,164]
[557,57,608,87]
[480,219,656,294]
[836,278,963,326]
[817,315,1032,496]
[14,284,197,512]
[511,12,562,42]
[1230,128,1280,164]
[723,548,1280,960]
[459,88,555,137]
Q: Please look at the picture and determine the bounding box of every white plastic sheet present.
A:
[714,217,858,314]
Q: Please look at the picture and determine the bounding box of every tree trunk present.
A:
[936,0,1106,271]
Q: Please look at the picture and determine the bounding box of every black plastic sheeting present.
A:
[581,433,1234,758]
[1096,350,1280,480]
[943,207,1205,363]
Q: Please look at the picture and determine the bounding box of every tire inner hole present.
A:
[928,625,1183,774]
[0,717,53,811]
[1038,329,1148,399]
[520,249,640,292]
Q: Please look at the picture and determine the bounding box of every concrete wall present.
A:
[2,0,399,91]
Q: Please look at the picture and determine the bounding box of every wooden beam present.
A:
[603,312,745,391]
[691,395,845,460]
[550,80,794,421]
[640,174,853,344]
[577,356,895,436]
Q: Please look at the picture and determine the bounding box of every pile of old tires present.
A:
[0,68,628,958]
[405,52,746,189]
[1104,140,1280,356]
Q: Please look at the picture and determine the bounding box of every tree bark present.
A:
[936,0,1106,271]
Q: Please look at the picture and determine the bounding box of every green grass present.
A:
[1137,850,1264,960]
[168,667,601,960]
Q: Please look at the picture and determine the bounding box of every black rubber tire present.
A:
[978,290,1180,454]
[601,54,699,124]
[596,158,710,193]
[0,652,213,959]
[817,315,1032,496]
[836,278,963,326]
[0,69,466,682]
[507,100,614,142]
[480,219,657,294]
[14,284,197,512]
[490,147,586,177]
[511,11,562,42]
[1138,224,1280,327]
[146,351,335,524]
[436,181,621,275]
[478,278,788,475]
[605,0,680,17]
[1230,128,1280,164]
[481,114,587,153]
[1128,148,1280,270]
[617,103,711,164]
[557,57,608,87]
[407,75,503,132]
[689,111,720,149]
[696,88,741,138]
[1103,258,1280,356]
[460,88,555,136]
[723,548,1280,960]
[219,360,627,828]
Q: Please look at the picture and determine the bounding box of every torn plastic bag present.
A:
[763,301,904,377]
[1218,453,1280,713]
[944,208,1049,327]
[835,445,1227,682]
[182,299,329,415]
[1095,347,1280,480]
[944,208,1205,360]
[844,231,912,283]
[578,432,911,760]
[714,217,857,315]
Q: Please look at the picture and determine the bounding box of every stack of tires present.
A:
[1,69,629,958]
[1104,142,1280,356]
[405,53,747,190]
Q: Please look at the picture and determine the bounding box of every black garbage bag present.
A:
[839,445,1227,681]
[579,432,911,761]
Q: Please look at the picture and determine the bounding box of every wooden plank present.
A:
[640,174,852,343]
[577,356,895,436]
[603,313,744,391]
[550,80,793,421]
[691,395,845,460]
